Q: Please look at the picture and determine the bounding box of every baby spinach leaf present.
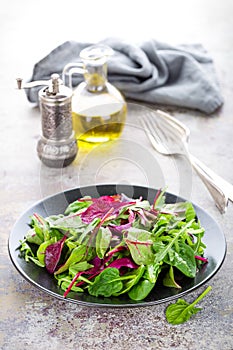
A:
[128,279,155,301]
[163,266,181,289]
[166,298,200,325]
[166,286,212,325]
[88,268,123,297]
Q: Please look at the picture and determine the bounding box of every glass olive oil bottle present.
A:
[63,45,127,144]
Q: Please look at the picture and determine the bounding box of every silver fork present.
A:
[140,109,232,213]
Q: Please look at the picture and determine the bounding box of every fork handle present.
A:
[189,154,228,213]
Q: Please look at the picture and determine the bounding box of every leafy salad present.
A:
[19,190,208,301]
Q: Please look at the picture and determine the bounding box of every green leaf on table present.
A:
[166,286,212,325]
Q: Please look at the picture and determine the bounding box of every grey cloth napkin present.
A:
[26,38,224,114]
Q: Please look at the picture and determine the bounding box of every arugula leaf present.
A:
[154,220,194,264]
[185,202,196,222]
[166,286,212,325]
[19,241,44,267]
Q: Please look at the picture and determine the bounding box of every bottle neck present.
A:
[84,62,107,92]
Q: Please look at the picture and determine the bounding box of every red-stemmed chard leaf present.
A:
[195,255,208,263]
[106,245,127,257]
[110,210,135,233]
[63,255,138,298]
[45,235,67,274]
[81,196,136,224]
[63,257,105,297]
[108,257,138,269]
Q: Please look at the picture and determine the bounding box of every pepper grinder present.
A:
[17,74,78,168]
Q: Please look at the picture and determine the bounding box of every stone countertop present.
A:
[1,1,233,349]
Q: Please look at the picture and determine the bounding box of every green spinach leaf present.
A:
[163,266,181,289]
[128,279,155,301]
[166,286,212,325]
[88,268,123,297]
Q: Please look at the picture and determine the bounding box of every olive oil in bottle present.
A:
[63,45,127,144]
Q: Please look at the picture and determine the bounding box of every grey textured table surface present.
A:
[1,1,233,349]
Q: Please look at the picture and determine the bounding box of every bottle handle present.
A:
[62,63,86,89]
